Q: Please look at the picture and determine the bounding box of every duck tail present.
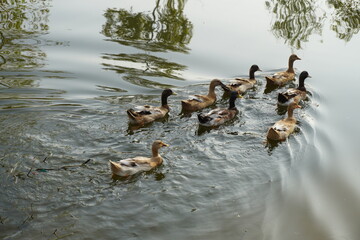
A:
[265,76,274,85]
[267,127,280,140]
[278,93,288,104]
[126,109,138,120]
[197,113,210,124]
[109,160,122,174]
[181,100,192,109]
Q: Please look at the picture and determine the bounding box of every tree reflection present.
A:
[101,0,193,88]
[265,0,325,49]
[266,0,360,49]
[0,0,50,87]
[327,0,360,42]
[102,0,192,53]
[103,53,185,87]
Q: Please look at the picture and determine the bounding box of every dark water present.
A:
[1,0,360,239]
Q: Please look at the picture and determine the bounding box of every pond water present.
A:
[1,0,360,239]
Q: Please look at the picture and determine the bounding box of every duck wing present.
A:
[272,122,289,132]
[133,105,162,115]
[119,158,139,167]
[119,157,151,167]
[198,108,234,126]
[283,88,299,97]
[188,95,205,103]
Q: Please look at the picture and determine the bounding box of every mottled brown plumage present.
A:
[109,140,169,177]
[197,91,239,127]
[181,79,229,112]
[265,54,301,86]
[127,89,176,126]
[277,71,311,106]
[222,65,261,94]
[267,102,301,141]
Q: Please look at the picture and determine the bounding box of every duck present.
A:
[109,140,169,177]
[197,91,240,127]
[265,54,301,86]
[266,102,301,141]
[278,71,311,106]
[126,89,176,125]
[181,79,229,112]
[222,65,262,94]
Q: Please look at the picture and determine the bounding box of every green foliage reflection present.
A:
[101,0,193,88]
[266,0,360,49]
[265,0,325,49]
[328,0,360,42]
[103,53,185,80]
[102,0,192,53]
[0,0,50,87]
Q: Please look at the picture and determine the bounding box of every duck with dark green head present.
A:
[127,89,176,126]
[222,64,262,94]
[277,71,311,106]
[197,91,240,127]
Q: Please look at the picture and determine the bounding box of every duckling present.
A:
[181,79,229,112]
[222,65,262,94]
[197,91,240,127]
[267,102,301,141]
[265,54,301,86]
[127,89,176,125]
[278,71,311,106]
[109,140,169,177]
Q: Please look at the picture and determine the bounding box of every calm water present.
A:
[1,0,360,239]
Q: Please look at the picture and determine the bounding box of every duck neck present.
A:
[287,59,295,73]
[249,69,256,80]
[297,77,306,91]
[228,97,236,109]
[161,94,169,108]
[287,107,295,119]
[208,83,217,98]
[152,146,160,158]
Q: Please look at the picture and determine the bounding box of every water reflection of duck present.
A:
[222,65,262,95]
[197,91,240,127]
[278,71,311,106]
[265,54,301,86]
[181,79,229,112]
[126,89,176,126]
[109,140,169,177]
[267,102,301,141]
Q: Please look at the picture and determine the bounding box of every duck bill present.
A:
[161,142,169,147]
[221,83,230,91]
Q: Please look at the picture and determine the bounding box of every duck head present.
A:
[211,79,230,91]
[153,140,169,149]
[289,102,302,110]
[162,89,177,97]
[289,54,301,61]
[250,64,262,72]
[299,71,311,80]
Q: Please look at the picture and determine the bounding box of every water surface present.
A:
[1,0,360,239]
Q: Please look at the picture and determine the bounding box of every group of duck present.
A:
[110,54,311,177]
